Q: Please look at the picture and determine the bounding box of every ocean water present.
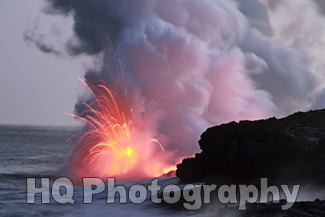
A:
[0,125,207,217]
[8,125,323,216]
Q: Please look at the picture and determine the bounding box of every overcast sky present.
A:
[0,0,93,126]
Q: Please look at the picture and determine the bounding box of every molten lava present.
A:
[65,78,176,182]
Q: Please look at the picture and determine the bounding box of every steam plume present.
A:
[43,0,322,162]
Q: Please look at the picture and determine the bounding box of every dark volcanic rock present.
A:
[216,199,325,217]
[176,109,325,185]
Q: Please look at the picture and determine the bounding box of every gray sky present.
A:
[0,0,93,126]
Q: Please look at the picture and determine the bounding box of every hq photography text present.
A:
[26,177,300,210]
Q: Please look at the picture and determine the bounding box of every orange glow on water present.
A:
[162,166,177,174]
[65,77,176,182]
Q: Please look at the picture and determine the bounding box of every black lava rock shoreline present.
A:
[216,199,325,217]
[176,109,325,216]
[177,109,325,185]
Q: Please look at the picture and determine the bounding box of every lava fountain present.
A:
[64,74,176,183]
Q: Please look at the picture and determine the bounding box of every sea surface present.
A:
[3,125,324,216]
[0,125,209,217]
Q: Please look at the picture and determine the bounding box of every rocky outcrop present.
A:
[216,199,325,217]
[176,109,325,185]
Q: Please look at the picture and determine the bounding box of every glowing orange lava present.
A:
[65,78,176,182]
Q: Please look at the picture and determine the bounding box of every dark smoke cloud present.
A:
[24,30,60,56]
[41,0,323,159]
[313,0,325,15]
[238,0,272,35]
[23,17,64,56]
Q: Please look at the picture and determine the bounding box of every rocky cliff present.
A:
[176,109,325,185]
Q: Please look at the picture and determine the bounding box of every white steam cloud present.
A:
[42,0,324,160]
